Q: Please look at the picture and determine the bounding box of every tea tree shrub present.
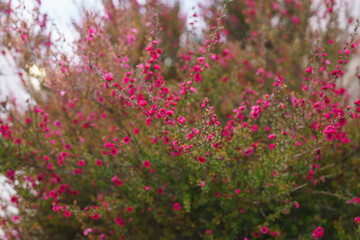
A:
[0,0,360,239]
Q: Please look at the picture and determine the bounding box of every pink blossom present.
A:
[268,134,275,139]
[144,160,150,168]
[323,125,336,141]
[83,228,92,236]
[313,226,324,238]
[64,211,71,217]
[177,116,186,124]
[250,105,262,119]
[112,176,123,187]
[123,136,130,144]
[197,156,205,163]
[173,203,181,211]
[78,160,85,167]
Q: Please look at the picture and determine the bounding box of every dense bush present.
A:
[1,0,360,239]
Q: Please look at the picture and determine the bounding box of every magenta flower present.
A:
[250,105,262,119]
[194,73,202,82]
[323,125,336,141]
[91,213,99,220]
[64,211,71,217]
[197,156,205,163]
[123,136,130,144]
[177,116,186,124]
[112,176,123,187]
[313,226,324,238]
[115,217,125,226]
[144,160,151,168]
[173,203,181,211]
[78,160,85,167]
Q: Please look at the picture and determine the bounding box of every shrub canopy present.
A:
[0,0,360,239]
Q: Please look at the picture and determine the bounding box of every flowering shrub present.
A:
[1,0,360,239]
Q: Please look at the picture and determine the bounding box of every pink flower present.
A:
[78,160,85,167]
[123,136,130,144]
[177,116,186,124]
[173,203,181,211]
[251,125,258,132]
[193,65,201,72]
[83,228,92,236]
[313,226,324,238]
[235,189,240,194]
[197,156,205,163]
[88,28,96,35]
[268,134,275,139]
[187,133,194,140]
[194,73,202,81]
[354,217,360,223]
[47,163,53,170]
[64,211,71,217]
[110,148,118,156]
[91,213,99,220]
[74,169,84,175]
[139,100,148,107]
[250,105,262,119]
[115,217,125,226]
[146,118,152,125]
[323,125,336,141]
[292,16,300,25]
[112,176,123,187]
[243,147,253,157]
[146,44,153,51]
[305,66,312,73]
[345,49,350,55]
[144,160,150,168]
[261,226,268,234]
[104,72,113,82]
